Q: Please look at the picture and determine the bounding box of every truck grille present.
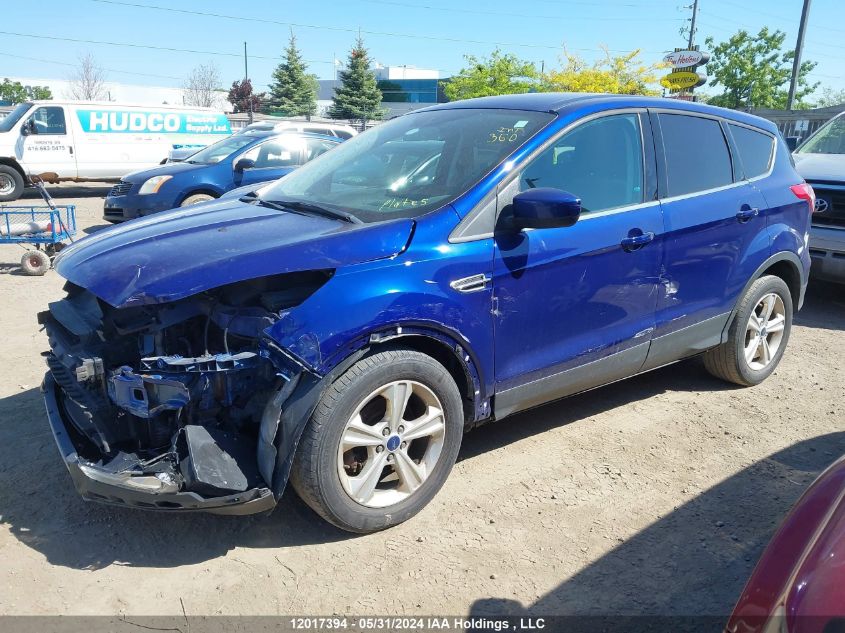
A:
[811,185,845,228]
[109,181,133,197]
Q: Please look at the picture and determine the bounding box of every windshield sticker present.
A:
[514,120,529,128]
[488,126,526,144]
[379,197,431,211]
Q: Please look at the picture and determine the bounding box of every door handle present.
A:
[736,207,759,222]
[621,231,655,252]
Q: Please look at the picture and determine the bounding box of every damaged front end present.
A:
[39,271,331,514]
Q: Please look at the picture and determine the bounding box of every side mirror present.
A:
[234,158,255,172]
[509,188,581,230]
[20,119,34,136]
[785,136,800,152]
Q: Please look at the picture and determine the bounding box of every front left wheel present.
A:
[180,193,215,207]
[289,349,464,533]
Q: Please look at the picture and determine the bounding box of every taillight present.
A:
[790,182,816,213]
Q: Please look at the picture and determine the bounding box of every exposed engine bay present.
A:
[39,270,332,508]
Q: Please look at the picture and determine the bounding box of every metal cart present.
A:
[0,178,76,276]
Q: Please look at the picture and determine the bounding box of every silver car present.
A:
[793,112,845,283]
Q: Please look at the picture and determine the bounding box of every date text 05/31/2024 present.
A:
[288,617,547,631]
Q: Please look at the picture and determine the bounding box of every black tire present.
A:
[704,275,793,386]
[20,250,51,276]
[0,165,25,202]
[180,193,215,207]
[290,348,464,533]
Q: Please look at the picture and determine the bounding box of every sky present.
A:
[1,0,843,98]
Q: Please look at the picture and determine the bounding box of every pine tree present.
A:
[328,36,384,125]
[269,32,318,118]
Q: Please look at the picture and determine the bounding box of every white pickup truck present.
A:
[0,101,231,201]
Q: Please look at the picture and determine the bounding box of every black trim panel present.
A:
[641,311,730,372]
[494,342,649,419]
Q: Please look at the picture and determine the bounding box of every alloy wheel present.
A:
[337,380,446,508]
[744,293,786,371]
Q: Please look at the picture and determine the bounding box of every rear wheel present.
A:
[20,250,51,276]
[180,193,215,207]
[704,275,793,386]
[0,165,24,202]
[290,349,464,533]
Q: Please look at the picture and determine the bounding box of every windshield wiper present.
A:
[265,199,362,224]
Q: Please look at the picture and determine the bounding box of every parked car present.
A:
[165,121,355,163]
[793,112,845,283]
[727,453,845,633]
[40,93,812,533]
[0,101,231,201]
[102,131,340,222]
[235,119,357,139]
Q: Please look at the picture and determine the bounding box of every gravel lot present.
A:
[1,183,843,618]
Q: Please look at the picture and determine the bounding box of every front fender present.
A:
[262,206,495,403]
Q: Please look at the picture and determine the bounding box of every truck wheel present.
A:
[704,275,793,386]
[290,349,464,533]
[21,250,51,276]
[180,193,215,207]
[0,165,24,202]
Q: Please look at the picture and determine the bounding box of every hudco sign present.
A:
[661,48,709,92]
[75,110,231,135]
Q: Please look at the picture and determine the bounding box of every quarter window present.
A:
[729,124,774,179]
[519,113,644,214]
[659,114,733,197]
[30,106,66,135]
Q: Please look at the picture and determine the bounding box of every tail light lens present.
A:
[790,182,816,213]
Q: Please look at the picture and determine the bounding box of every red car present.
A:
[728,454,845,633]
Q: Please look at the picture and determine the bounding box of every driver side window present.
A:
[29,106,67,135]
[240,139,302,169]
[519,113,644,214]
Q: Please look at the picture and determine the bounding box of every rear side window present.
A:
[659,114,733,197]
[729,124,774,179]
[334,130,354,140]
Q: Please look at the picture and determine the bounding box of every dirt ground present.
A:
[0,183,843,618]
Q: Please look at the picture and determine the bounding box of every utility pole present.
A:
[687,0,699,49]
[787,0,812,110]
[244,41,253,124]
[684,0,700,99]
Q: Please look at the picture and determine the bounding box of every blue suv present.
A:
[40,94,813,533]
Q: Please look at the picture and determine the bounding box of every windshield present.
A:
[0,103,33,133]
[257,108,555,223]
[796,115,845,155]
[186,134,260,164]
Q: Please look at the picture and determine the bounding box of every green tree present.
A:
[544,48,661,95]
[0,78,52,104]
[328,36,384,124]
[442,50,538,101]
[705,28,818,110]
[815,87,845,108]
[269,32,318,118]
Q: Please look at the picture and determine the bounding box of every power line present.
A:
[0,50,183,81]
[88,0,670,54]
[0,30,337,66]
[707,0,845,35]
[360,0,684,21]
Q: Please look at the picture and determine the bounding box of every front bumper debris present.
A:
[42,372,276,515]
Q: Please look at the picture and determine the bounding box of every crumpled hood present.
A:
[793,152,845,182]
[55,198,414,308]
